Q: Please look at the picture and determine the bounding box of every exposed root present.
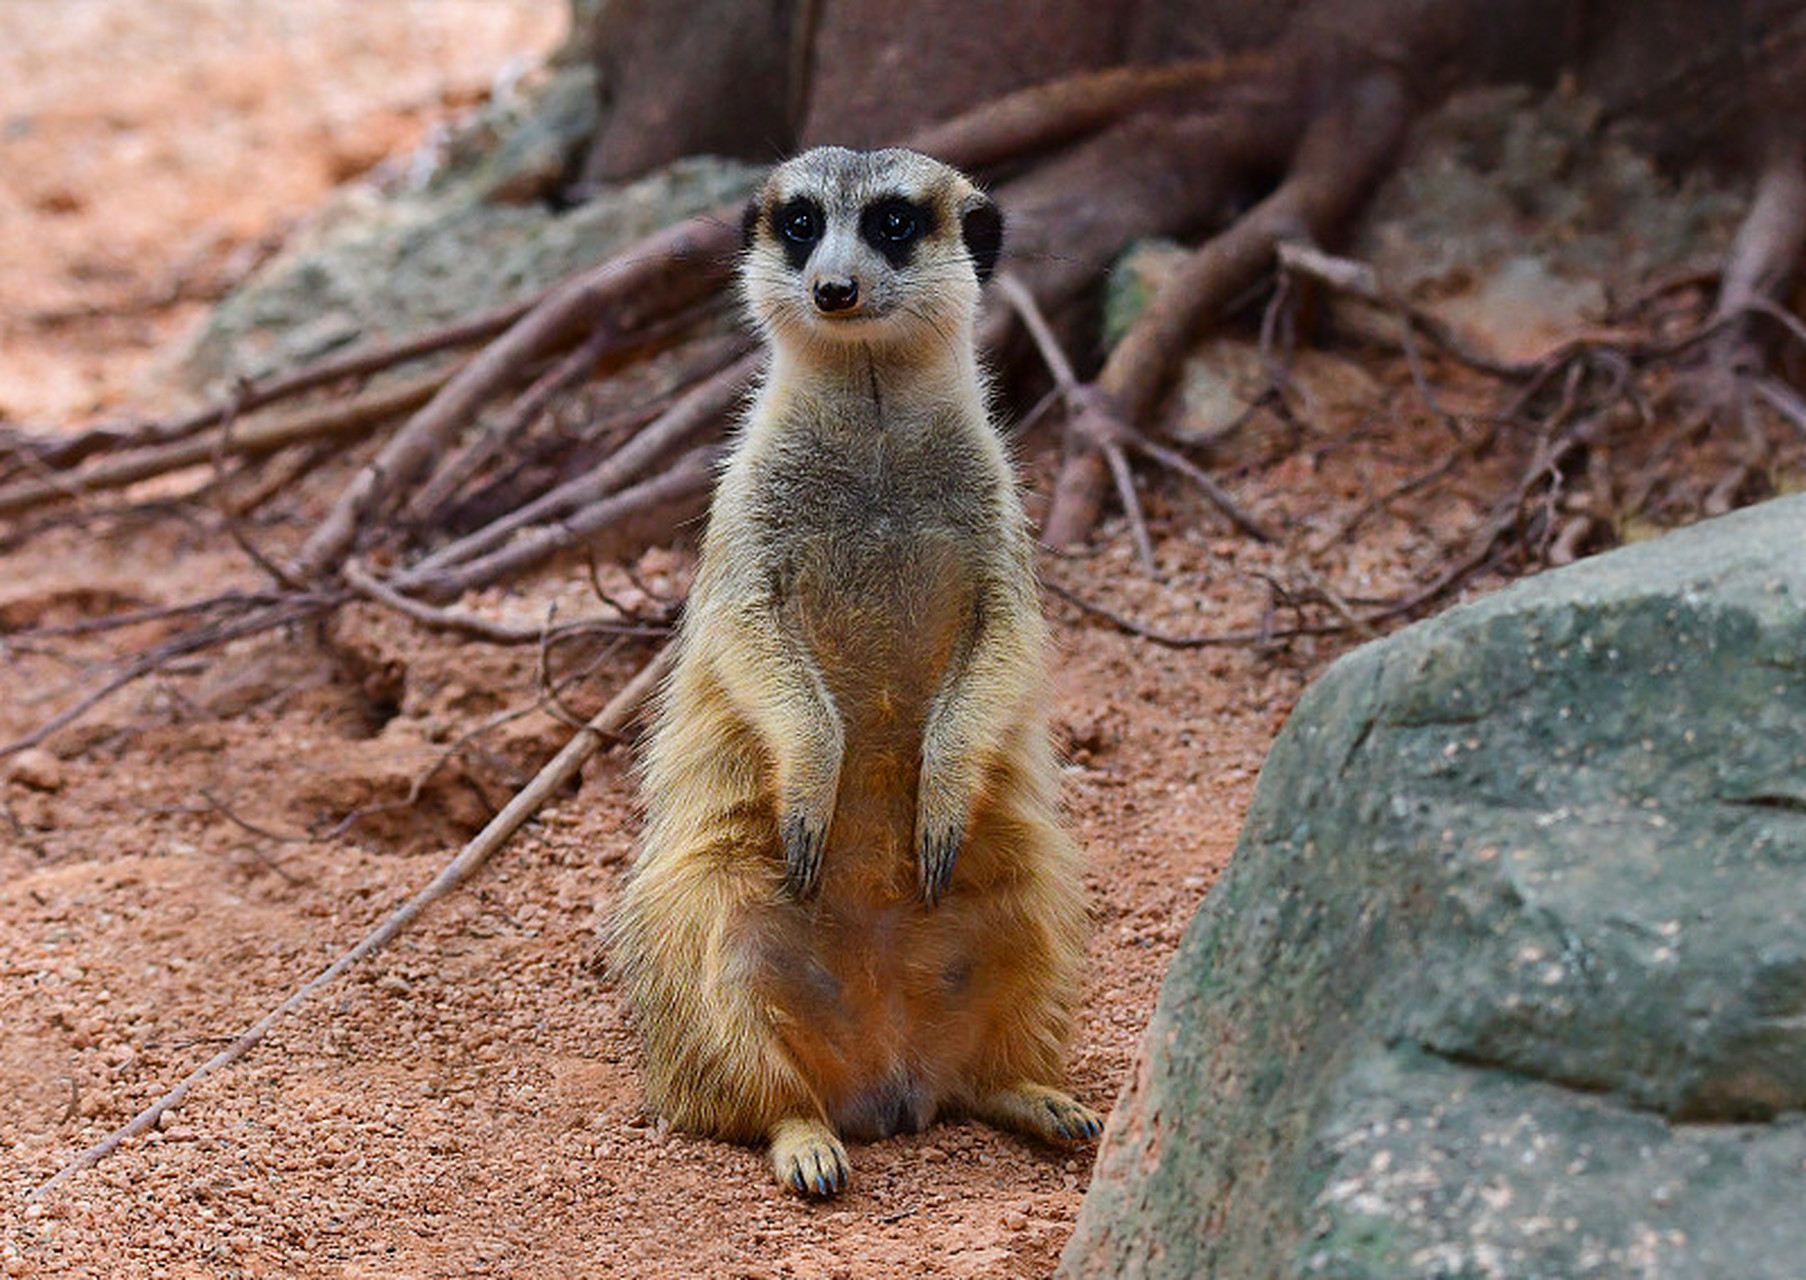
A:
[1688,131,1806,431]
[403,322,623,526]
[0,295,535,480]
[287,210,740,582]
[1042,69,1411,551]
[996,272,1278,564]
[396,443,720,603]
[911,50,1282,172]
[0,369,450,519]
[396,348,755,589]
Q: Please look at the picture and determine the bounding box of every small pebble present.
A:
[5,747,65,791]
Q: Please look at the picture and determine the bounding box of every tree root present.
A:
[0,368,451,519]
[1041,69,1411,551]
[287,210,740,582]
[394,347,756,590]
[996,273,1274,571]
[1687,130,1806,434]
[21,640,674,1206]
[912,50,1283,172]
[0,294,536,480]
[395,444,721,603]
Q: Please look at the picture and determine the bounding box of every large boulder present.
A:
[1062,495,1806,1279]
[180,64,760,388]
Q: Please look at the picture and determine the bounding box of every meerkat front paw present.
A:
[971,1082,1105,1146]
[780,809,829,899]
[769,1117,850,1197]
[915,722,977,906]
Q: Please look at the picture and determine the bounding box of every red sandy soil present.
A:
[0,5,1560,1277]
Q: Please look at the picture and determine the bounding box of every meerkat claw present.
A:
[918,826,961,906]
[971,1083,1105,1147]
[1044,1093,1105,1143]
[770,1118,850,1197]
[781,811,826,899]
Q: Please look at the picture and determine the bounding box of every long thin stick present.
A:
[0,371,450,519]
[22,640,675,1206]
[2,296,535,475]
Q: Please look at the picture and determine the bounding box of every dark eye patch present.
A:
[860,197,934,268]
[770,197,824,270]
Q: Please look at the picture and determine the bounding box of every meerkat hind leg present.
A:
[970,1082,1104,1146]
[769,1117,851,1197]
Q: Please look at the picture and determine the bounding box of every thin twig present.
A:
[1042,578,1338,648]
[23,640,675,1207]
[1,597,336,760]
[341,561,667,646]
[1,295,539,474]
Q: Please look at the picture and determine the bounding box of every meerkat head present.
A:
[739,146,1003,356]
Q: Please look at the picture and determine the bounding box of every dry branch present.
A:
[288,211,741,582]
[22,640,675,1207]
[397,444,721,602]
[398,348,756,586]
[0,369,449,519]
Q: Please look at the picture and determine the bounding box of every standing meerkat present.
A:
[608,146,1099,1197]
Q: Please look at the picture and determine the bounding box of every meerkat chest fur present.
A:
[702,145,1018,736]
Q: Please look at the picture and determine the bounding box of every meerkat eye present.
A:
[860,198,931,266]
[876,207,916,242]
[776,200,822,245]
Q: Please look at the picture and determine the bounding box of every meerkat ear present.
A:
[741,197,761,250]
[959,192,1003,284]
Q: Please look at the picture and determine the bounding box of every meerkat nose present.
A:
[813,278,859,313]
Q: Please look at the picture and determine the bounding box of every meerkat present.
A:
[607,145,1100,1197]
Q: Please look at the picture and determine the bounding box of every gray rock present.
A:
[1339,86,1742,365]
[1061,496,1806,1280]
[179,63,760,388]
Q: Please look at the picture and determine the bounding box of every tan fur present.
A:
[608,147,1098,1196]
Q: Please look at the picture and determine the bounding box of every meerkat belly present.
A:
[748,894,989,1139]
[761,529,985,1130]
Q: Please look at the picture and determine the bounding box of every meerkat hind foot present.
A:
[769,1117,850,1197]
[971,1082,1104,1146]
